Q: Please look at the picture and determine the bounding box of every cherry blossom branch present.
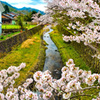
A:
[65,85,100,94]
[69,94,92,99]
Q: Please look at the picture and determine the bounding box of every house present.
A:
[0,1,5,35]
[2,12,18,24]
[2,13,14,23]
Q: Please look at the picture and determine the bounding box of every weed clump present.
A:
[21,39,35,48]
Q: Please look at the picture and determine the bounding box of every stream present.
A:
[37,27,63,100]
[43,28,63,79]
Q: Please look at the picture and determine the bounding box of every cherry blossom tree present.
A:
[32,0,100,45]
[0,59,100,100]
[34,59,100,100]
[32,0,100,59]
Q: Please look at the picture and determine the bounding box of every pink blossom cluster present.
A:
[33,70,53,99]
[7,63,26,74]
[63,21,100,45]
[63,33,100,46]
[15,79,38,100]
[0,63,26,92]
[42,0,100,45]
[0,63,38,100]
[59,0,100,18]
[3,80,38,100]
[32,12,53,25]
[34,59,100,99]
[63,21,100,59]
[22,78,33,88]
[43,0,100,23]
[0,60,100,99]
[32,0,100,48]
[58,0,100,46]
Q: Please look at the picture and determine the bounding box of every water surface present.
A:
[43,28,63,79]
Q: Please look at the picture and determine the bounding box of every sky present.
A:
[1,0,47,11]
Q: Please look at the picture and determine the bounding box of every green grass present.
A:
[2,24,36,29]
[0,32,43,87]
[0,31,20,41]
[26,25,36,29]
[50,30,89,70]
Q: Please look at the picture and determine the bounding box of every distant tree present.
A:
[24,11,37,22]
[32,10,37,14]
[4,5,10,13]
[16,14,24,30]
[24,12,32,21]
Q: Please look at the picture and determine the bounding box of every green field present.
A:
[2,25,20,29]
[0,24,36,41]
[26,25,36,29]
[2,24,36,29]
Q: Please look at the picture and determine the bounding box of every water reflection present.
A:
[43,28,63,79]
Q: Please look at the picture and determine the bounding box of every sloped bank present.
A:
[14,28,49,89]
[0,25,43,58]
[0,28,48,89]
[14,29,48,88]
[71,41,100,73]
[19,36,47,90]
[50,28,89,71]
[56,24,100,73]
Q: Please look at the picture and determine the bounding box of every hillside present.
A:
[1,1,45,15]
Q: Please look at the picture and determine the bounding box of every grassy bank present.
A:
[50,27,100,100]
[0,29,46,87]
[50,27,89,71]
